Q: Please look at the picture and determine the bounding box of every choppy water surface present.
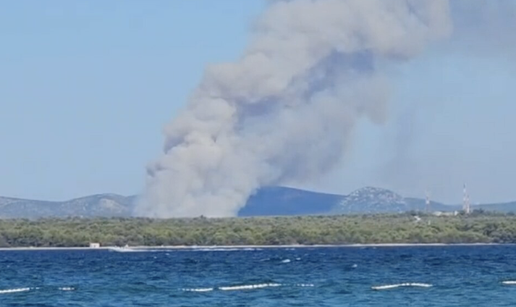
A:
[1,246,516,306]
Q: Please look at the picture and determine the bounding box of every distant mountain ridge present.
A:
[333,187,407,214]
[0,194,136,218]
[0,187,514,219]
[238,186,342,216]
[332,187,455,214]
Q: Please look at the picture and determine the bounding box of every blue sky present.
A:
[1,1,515,204]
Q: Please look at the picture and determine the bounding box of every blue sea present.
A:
[1,246,516,306]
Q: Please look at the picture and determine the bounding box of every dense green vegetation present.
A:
[1,211,516,247]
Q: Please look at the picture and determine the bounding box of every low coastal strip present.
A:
[0,243,505,252]
[0,213,515,248]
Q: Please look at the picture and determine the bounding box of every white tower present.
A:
[463,184,471,214]
[425,191,431,213]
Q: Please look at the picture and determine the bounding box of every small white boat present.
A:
[108,245,136,252]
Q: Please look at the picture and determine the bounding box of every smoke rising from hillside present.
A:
[135,0,452,218]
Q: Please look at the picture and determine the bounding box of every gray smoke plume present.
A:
[135,0,452,218]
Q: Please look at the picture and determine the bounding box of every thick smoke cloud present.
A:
[134,0,452,218]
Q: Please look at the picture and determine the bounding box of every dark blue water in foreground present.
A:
[1,246,516,306]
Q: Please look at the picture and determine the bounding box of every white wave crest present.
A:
[59,287,75,291]
[0,288,31,294]
[371,283,432,290]
[502,281,516,285]
[219,283,281,291]
[180,282,315,293]
[295,283,315,287]
[191,248,261,252]
[181,288,214,292]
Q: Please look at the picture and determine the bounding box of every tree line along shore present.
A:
[0,211,515,247]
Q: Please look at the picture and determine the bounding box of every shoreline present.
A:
[0,242,507,251]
